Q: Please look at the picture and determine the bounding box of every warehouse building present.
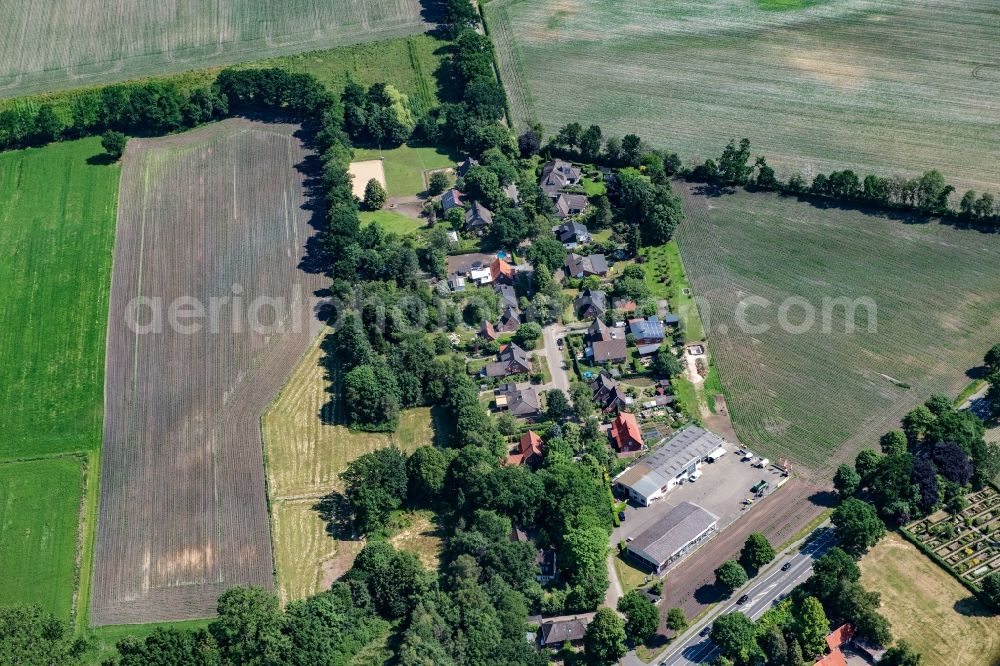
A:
[625,501,719,573]
[612,426,731,505]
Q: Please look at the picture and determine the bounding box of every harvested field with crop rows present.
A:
[92,119,326,625]
[675,187,1000,477]
[0,0,431,98]
[486,0,1000,193]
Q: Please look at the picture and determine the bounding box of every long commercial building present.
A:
[612,426,730,506]
[625,501,719,573]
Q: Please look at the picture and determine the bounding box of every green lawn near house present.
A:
[360,209,426,235]
[353,144,460,198]
[641,242,704,343]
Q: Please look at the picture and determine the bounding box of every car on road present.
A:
[781,562,792,571]
[737,594,750,605]
[699,624,712,637]
[556,337,564,348]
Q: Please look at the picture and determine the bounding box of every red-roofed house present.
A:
[610,412,644,453]
[814,624,854,666]
[506,430,544,468]
[490,257,515,284]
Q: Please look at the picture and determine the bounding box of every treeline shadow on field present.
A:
[688,181,999,235]
[954,596,994,617]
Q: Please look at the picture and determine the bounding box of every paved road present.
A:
[652,525,838,666]
[541,323,571,396]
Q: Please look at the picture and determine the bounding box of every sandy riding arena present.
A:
[348,159,386,199]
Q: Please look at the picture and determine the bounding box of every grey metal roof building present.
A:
[612,426,732,505]
[626,501,718,573]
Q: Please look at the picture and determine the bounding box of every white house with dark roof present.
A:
[539,159,582,196]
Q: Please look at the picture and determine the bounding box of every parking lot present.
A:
[612,448,788,548]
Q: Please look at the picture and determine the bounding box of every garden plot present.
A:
[91,119,326,624]
[0,0,431,98]
[905,486,1000,588]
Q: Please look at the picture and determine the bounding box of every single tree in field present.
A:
[583,608,627,665]
[427,171,449,196]
[985,344,1000,374]
[739,533,776,572]
[363,178,387,210]
[101,130,127,159]
[831,497,885,556]
[665,607,688,633]
[617,590,659,645]
[833,463,861,499]
[714,560,748,595]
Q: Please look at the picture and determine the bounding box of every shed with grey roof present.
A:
[626,502,718,573]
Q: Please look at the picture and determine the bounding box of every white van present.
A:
[754,458,770,469]
[688,470,703,482]
[706,446,726,463]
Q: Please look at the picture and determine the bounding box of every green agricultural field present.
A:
[675,187,1000,475]
[0,137,119,459]
[354,144,460,198]
[0,458,85,621]
[486,0,1000,194]
[0,0,431,99]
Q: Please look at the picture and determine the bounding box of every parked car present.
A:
[688,470,703,482]
[742,452,754,462]
[737,594,750,605]
[618,510,627,522]
[754,458,770,468]
[557,337,564,348]
[781,562,792,572]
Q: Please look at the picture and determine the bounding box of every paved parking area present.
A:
[612,450,788,547]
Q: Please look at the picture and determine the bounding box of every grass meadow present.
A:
[353,144,459,197]
[360,209,427,235]
[861,534,1000,666]
[0,458,85,621]
[263,332,437,603]
[0,0,431,99]
[0,137,119,460]
[675,187,1000,476]
[486,0,1000,194]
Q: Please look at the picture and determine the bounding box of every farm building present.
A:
[625,501,718,573]
[613,426,731,505]
[539,159,582,196]
[610,412,644,453]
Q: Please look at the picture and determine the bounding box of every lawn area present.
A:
[387,509,445,571]
[263,331,438,603]
[581,177,606,196]
[360,209,426,236]
[353,144,460,198]
[860,533,1000,666]
[676,187,1000,476]
[0,137,119,460]
[613,553,650,594]
[486,0,999,194]
[0,458,85,621]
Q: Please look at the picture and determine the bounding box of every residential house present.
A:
[457,155,479,178]
[495,382,541,418]
[464,201,493,233]
[589,370,632,412]
[441,188,463,212]
[490,256,515,284]
[539,159,582,196]
[555,221,592,248]
[564,252,609,278]
[610,411,644,453]
[575,289,607,319]
[629,316,665,355]
[484,343,532,377]
[497,305,522,333]
[496,283,518,310]
[535,547,557,583]
[479,319,498,342]
[506,430,544,467]
[585,319,627,364]
[554,193,590,220]
[538,614,593,648]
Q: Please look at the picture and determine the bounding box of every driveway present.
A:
[541,323,572,397]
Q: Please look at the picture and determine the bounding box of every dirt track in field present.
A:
[91,119,326,625]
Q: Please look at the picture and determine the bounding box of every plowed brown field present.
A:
[91,119,325,625]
